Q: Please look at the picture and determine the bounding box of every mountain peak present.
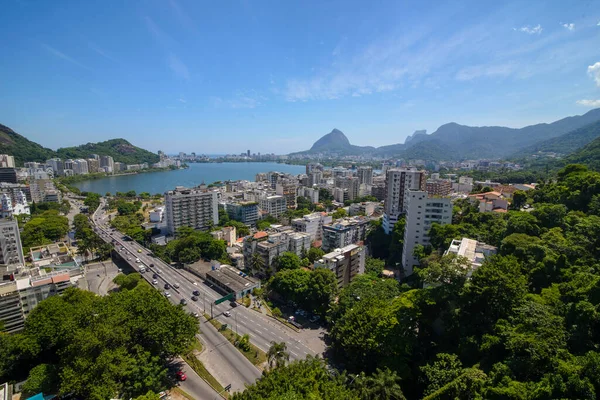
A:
[310,129,351,151]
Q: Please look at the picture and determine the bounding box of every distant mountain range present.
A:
[292,108,600,161]
[0,124,159,166]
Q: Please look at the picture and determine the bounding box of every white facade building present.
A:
[291,212,332,242]
[259,195,287,218]
[72,159,89,175]
[402,190,452,276]
[0,155,15,168]
[165,187,219,235]
[383,168,426,234]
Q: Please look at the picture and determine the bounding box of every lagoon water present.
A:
[72,162,305,195]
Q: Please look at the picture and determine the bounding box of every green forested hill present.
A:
[562,135,600,171]
[0,123,159,166]
[57,139,159,165]
[0,124,56,165]
[513,120,600,158]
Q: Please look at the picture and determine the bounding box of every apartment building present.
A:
[308,171,323,187]
[357,166,373,186]
[30,179,61,203]
[276,180,298,209]
[224,201,259,225]
[315,244,365,288]
[0,168,17,184]
[100,155,114,173]
[322,216,370,252]
[259,195,287,218]
[0,155,15,168]
[306,162,324,175]
[46,158,64,176]
[335,176,359,201]
[0,281,24,333]
[426,179,453,196]
[0,183,31,203]
[87,158,100,173]
[0,219,24,266]
[72,159,89,175]
[297,186,319,204]
[291,212,332,242]
[383,168,426,234]
[243,229,311,277]
[165,186,219,235]
[402,190,452,276]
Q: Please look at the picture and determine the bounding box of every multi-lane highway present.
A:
[90,199,261,394]
[92,199,318,361]
[89,197,322,394]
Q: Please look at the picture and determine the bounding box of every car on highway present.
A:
[164,283,170,289]
[193,290,200,296]
[150,263,155,268]
[153,273,158,279]
[152,280,158,285]
[173,283,180,289]
[224,311,231,317]
[137,249,142,253]
[135,258,141,263]
[180,299,187,305]
[176,371,187,381]
[191,312,199,318]
[157,269,162,274]
[191,296,198,302]
[164,291,171,298]
[230,301,238,308]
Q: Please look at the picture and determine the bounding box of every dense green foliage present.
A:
[150,226,227,265]
[232,356,360,400]
[0,286,198,399]
[0,123,56,165]
[30,200,71,215]
[562,136,600,171]
[111,213,152,244]
[275,251,302,271]
[74,214,113,260]
[325,164,600,399]
[514,119,600,158]
[268,268,338,317]
[0,124,158,166]
[21,210,69,252]
[57,138,159,165]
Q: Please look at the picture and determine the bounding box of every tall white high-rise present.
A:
[402,190,452,276]
[357,166,373,186]
[383,168,426,234]
[165,187,219,235]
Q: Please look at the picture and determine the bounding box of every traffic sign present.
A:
[215,292,234,305]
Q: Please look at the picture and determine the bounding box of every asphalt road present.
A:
[93,200,318,361]
[177,358,222,400]
[91,199,261,395]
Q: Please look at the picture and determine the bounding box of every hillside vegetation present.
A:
[0,124,56,165]
[0,123,159,166]
[57,138,159,165]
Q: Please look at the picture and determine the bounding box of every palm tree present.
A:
[251,253,265,274]
[267,341,290,369]
[355,368,406,400]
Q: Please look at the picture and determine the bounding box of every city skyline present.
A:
[1,0,599,154]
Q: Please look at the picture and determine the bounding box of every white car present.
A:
[152,280,158,285]
[164,291,171,298]
[224,311,231,317]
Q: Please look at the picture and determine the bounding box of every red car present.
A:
[176,370,187,381]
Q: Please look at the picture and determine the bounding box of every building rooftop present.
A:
[206,265,258,293]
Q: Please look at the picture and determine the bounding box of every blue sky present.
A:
[1,0,599,154]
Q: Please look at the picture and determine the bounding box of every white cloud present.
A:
[178,98,186,103]
[167,53,189,80]
[41,43,91,70]
[588,62,600,87]
[576,99,600,107]
[515,24,543,34]
[562,23,575,31]
[456,63,514,81]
